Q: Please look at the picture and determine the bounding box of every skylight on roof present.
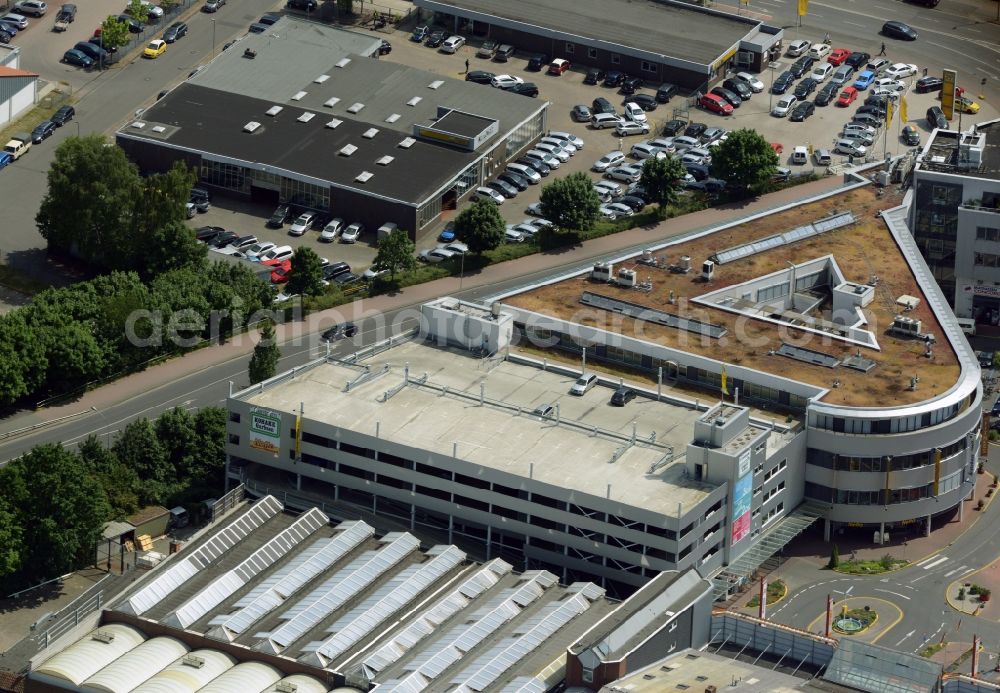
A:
[407,96,422,107]
[243,121,261,133]
[151,125,166,133]
[428,80,444,90]
[298,112,315,123]
[339,144,358,156]
[363,128,378,139]
[314,74,330,83]
[376,156,394,166]
[336,58,351,68]
[266,105,283,116]
[324,97,340,108]
[131,121,146,129]
[325,119,342,129]
[347,103,365,114]
[356,171,373,183]
[292,91,307,101]
[385,114,400,123]
[398,137,416,148]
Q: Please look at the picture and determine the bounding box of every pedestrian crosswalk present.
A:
[913,554,972,578]
[917,555,949,570]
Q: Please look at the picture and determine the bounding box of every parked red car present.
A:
[837,86,859,107]
[270,260,292,284]
[699,93,733,115]
[547,58,570,75]
[828,48,851,66]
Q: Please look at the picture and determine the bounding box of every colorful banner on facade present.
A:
[798,0,808,16]
[731,473,753,544]
[249,408,282,456]
[900,95,908,123]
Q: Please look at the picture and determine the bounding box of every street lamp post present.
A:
[211,18,216,57]
[75,121,81,138]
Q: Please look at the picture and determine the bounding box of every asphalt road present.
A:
[767,466,1000,663]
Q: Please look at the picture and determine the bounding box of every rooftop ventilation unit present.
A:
[314,74,329,83]
[324,97,340,108]
[243,121,262,133]
[325,118,342,129]
[385,113,400,123]
[298,112,315,123]
[336,57,351,68]
[266,105,283,116]
[339,144,357,156]
[347,103,364,114]
[275,683,298,693]
[131,121,146,129]
[182,654,206,669]
[398,137,416,148]
[91,630,115,644]
[428,80,444,90]
[356,171,373,183]
[292,91,307,101]
[151,125,166,133]
[407,96,422,107]
[376,155,394,165]
[363,128,378,139]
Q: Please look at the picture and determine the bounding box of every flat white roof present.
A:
[35,624,146,686]
[243,341,715,516]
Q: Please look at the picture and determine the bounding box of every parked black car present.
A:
[789,55,815,78]
[516,157,551,176]
[116,13,142,32]
[498,171,529,191]
[425,31,445,48]
[163,21,187,43]
[710,86,741,108]
[789,100,815,121]
[74,41,109,64]
[845,51,870,69]
[793,77,818,98]
[620,76,643,94]
[927,105,948,129]
[623,93,657,111]
[494,44,515,61]
[506,82,538,97]
[195,226,225,242]
[610,387,637,406]
[882,20,917,40]
[685,163,711,181]
[684,122,707,139]
[50,104,75,126]
[31,120,56,143]
[591,96,615,114]
[662,119,687,136]
[211,230,238,248]
[915,76,943,93]
[286,0,317,9]
[583,67,606,84]
[814,82,839,106]
[655,82,678,103]
[617,196,646,212]
[603,70,625,88]
[378,39,391,55]
[857,103,887,119]
[465,70,494,85]
[771,71,794,94]
[526,53,549,71]
[723,78,752,99]
[267,204,292,228]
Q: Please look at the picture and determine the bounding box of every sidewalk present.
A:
[0,175,846,434]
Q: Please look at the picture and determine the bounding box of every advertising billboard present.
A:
[731,473,753,544]
[249,408,282,456]
[942,69,957,121]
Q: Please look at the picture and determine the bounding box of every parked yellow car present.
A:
[143,39,166,58]
[955,96,980,114]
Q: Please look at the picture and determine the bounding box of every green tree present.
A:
[0,312,47,406]
[827,544,840,569]
[126,0,149,23]
[194,407,228,487]
[78,435,140,516]
[640,155,687,217]
[372,229,416,280]
[454,199,505,255]
[0,496,24,582]
[336,0,353,15]
[539,172,601,232]
[8,444,111,579]
[155,407,199,481]
[100,15,131,51]
[286,247,326,298]
[113,418,174,504]
[249,321,280,384]
[709,128,778,193]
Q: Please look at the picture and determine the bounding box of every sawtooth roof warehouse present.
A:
[115,18,547,239]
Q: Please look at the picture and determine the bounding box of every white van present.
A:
[814,148,832,166]
[3,136,30,160]
[811,63,834,83]
[376,222,398,240]
[957,318,976,337]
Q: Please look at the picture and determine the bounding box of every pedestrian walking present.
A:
[879,42,886,56]
[465,58,469,73]
[923,66,928,77]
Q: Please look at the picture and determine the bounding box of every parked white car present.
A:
[533,142,570,162]
[873,77,906,93]
[771,95,798,117]
[524,149,559,169]
[630,141,667,160]
[320,218,344,242]
[440,35,465,53]
[622,101,647,123]
[884,63,918,79]
[615,120,650,136]
[473,186,505,204]
[242,241,275,261]
[670,135,701,152]
[834,139,867,157]
[491,74,523,89]
[288,212,315,236]
[843,123,877,138]
[340,222,364,243]
[606,164,642,183]
[786,39,810,57]
[592,151,626,172]
[599,203,633,220]
[735,72,765,92]
[547,131,584,150]
[419,247,456,263]
[807,43,831,60]
[504,227,525,243]
[540,136,576,155]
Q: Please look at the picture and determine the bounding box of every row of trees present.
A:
[0,264,273,408]
[0,406,227,592]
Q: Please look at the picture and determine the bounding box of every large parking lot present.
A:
[182,19,998,282]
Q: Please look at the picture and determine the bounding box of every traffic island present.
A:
[833,606,878,635]
[746,579,787,609]
[950,582,993,615]
[834,554,909,575]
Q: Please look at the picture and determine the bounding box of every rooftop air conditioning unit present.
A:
[616,268,637,288]
[702,259,715,281]
[182,654,206,668]
[92,630,115,643]
[276,683,298,693]
[591,262,613,282]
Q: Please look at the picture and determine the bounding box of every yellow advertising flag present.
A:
[721,366,730,397]
[900,95,908,123]
[886,99,894,126]
[798,0,808,16]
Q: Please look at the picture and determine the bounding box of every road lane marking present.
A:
[844,20,866,28]
[922,556,950,570]
[895,629,916,647]
[943,565,969,578]
[875,589,911,600]
[910,574,929,583]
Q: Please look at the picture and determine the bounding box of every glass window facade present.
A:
[913,178,963,302]
[505,114,543,160]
